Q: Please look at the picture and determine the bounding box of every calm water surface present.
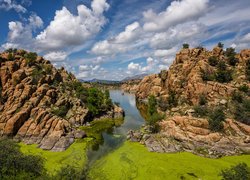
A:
[87,90,145,165]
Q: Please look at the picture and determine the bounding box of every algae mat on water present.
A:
[19,139,91,175]
[88,141,250,180]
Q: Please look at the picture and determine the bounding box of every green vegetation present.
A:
[24,52,37,66]
[215,61,233,83]
[233,98,250,125]
[0,139,45,179]
[31,68,44,83]
[5,48,17,53]
[225,47,238,66]
[51,105,69,118]
[193,105,208,118]
[208,107,225,132]
[87,141,250,180]
[201,68,215,81]
[87,87,112,117]
[246,59,250,81]
[146,95,164,132]
[7,53,15,61]
[218,42,224,48]
[238,84,249,93]
[208,56,218,66]
[199,94,207,105]
[220,163,250,180]
[182,43,189,49]
[20,139,89,175]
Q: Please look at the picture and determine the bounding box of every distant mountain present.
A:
[122,73,148,82]
[82,78,121,84]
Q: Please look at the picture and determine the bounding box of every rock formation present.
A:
[0,49,123,151]
[131,45,250,157]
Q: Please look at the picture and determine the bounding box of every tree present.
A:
[0,139,45,179]
[225,47,238,66]
[208,107,225,132]
[215,61,232,83]
[218,42,224,48]
[148,95,157,116]
[208,56,218,66]
[182,43,189,49]
[220,163,250,180]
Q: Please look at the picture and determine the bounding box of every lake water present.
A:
[87,90,145,166]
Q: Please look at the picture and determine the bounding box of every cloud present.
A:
[36,0,109,51]
[44,51,67,62]
[91,21,141,55]
[2,14,43,50]
[0,0,27,13]
[143,0,209,32]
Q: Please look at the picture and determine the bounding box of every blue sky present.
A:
[1,0,250,80]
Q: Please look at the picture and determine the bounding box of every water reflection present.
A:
[87,90,146,166]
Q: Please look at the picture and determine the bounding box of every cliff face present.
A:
[132,46,250,157]
[0,49,123,151]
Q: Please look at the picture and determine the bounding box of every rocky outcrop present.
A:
[0,49,123,151]
[136,47,250,105]
[128,116,250,157]
[132,45,250,157]
[121,79,141,93]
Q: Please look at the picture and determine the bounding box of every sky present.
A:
[0,0,250,80]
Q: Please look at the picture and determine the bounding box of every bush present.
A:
[201,69,215,81]
[148,95,157,116]
[31,68,44,83]
[199,94,207,105]
[225,48,238,66]
[51,105,69,118]
[218,42,224,48]
[246,59,250,81]
[234,99,250,125]
[182,43,189,49]
[0,139,45,179]
[215,61,232,83]
[193,105,208,117]
[220,163,250,180]
[53,165,85,180]
[25,52,37,66]
[238,84,249,93]
[232,91,243,103]
[208,56,218,66]
[208,107,225,132]
[7,53,14,61]
[167,90,178,108]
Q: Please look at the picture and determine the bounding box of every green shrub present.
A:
[167,90,178,108]
[225,48,238,66]
[218,42,224,48]
[208,107,225,132]
[193,105,208,117]
[234,99,250,125]
[215,61,233,83]
[51,105,69,118]
[220,163,250,180]
[53,165,85,180]
[238,84,249,93]
[25,52,37,66]
[0,139,45,179]
[7,53,14,61]
[148,95,157,116]
[182,43,189,49]
[208,56,218,66]
[31,68,44,83]
[200,69,215,81]
[232,91,243,103]
[246,59,250,81]
[199,94,207,105]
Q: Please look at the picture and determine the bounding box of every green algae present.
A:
[87,141,250,180]
[19,138,91,175]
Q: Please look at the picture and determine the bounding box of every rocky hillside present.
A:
[131,45,250,157]
[0,49,123,151]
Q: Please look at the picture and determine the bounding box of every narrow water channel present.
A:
[87,90,145,166]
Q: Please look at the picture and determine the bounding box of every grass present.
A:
[87,141,250,180]
[19,139,91,175]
